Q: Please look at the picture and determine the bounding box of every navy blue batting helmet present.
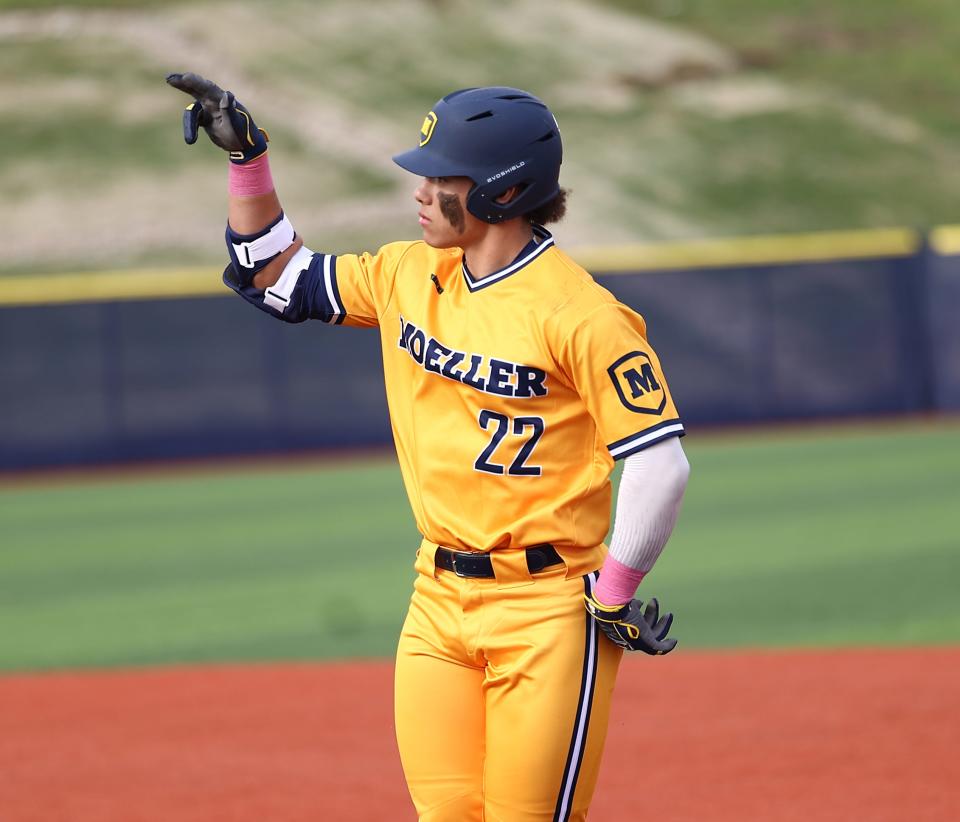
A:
[392,87,563,224]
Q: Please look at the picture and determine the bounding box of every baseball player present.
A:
[167,73,690,822]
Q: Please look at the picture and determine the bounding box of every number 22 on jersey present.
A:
[474,410,545,476]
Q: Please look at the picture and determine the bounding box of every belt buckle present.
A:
[448,550,473,577]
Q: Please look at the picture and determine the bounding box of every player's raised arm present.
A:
[166,72,307,300]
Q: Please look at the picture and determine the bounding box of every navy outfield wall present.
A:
[1,227,957,470]
[589,229,934,425]
[927,227,960,411]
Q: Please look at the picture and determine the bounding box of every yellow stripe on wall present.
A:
[572,227,922,273]
[0,267,225,306]
[928,225,960,256]
[0,226,928,307]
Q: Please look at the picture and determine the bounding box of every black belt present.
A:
[434,545,563,578]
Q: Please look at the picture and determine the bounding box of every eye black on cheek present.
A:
[438,192,466,233]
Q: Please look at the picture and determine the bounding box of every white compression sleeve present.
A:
[608,436,690,572]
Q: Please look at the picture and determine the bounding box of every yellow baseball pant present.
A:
[394,545,623,821]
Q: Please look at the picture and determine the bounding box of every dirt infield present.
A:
[1,648,956,821]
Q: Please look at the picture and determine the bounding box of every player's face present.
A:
[414,176,484,248]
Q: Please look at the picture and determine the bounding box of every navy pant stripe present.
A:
[553,571,600,822]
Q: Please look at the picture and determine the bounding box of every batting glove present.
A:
[584,592,678,655]
[166,71,269,164]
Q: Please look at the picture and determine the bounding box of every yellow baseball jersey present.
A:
[287,226,683,573]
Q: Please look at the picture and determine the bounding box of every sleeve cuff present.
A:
[607,419,685,460]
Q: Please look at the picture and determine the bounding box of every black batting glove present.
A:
[584,592,678,655]
[166,71,269,164]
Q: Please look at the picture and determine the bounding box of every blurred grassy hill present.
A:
[2,0,960,274]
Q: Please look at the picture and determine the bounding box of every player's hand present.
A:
[165,71,268,163]
[584,592,677,655]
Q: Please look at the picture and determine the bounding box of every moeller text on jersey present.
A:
[398,315,548,399]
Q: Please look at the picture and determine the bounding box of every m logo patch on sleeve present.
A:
[607,351,667,414]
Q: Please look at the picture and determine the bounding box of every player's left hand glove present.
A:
[165,71,268,163]
[584,592,677,655]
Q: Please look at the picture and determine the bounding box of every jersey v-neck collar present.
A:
[461,225,555,293]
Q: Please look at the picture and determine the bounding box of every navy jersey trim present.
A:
[607,419,686,460]
[327,255,346,325]
[462,225,555,292]
[553,571,601,822]
[303,253,346,324]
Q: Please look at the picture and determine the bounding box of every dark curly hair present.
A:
[524,187,569,226]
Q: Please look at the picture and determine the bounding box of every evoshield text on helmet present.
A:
[392,87,563,224]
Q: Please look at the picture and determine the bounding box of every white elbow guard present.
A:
[263,245,315,313]
[225,212,296,288]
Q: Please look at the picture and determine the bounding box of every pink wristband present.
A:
[228,153,274,197]
[593,556,646,607]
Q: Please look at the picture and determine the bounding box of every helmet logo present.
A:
[486,161,525,183]
[419,111,438,147]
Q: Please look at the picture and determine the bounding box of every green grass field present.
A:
[1,420,957,672]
